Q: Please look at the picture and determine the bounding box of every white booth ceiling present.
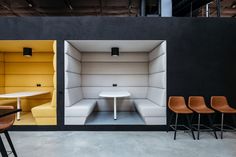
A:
[67,40,163,52]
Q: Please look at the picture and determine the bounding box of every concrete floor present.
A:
[1,131,236,157]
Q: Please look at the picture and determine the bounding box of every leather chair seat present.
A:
[213,105,236,113]
[190,106,215,114]
[169,105,193,114]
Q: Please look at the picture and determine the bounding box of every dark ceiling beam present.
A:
[3,8,138,14]
[24,0,46,16]
[100,0,103,15]
[128,0,132,16]
[0,0,19,16]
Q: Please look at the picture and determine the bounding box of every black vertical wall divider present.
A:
[0,17,236,131]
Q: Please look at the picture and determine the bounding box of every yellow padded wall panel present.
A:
[5,87,54,93]
[0,53,4,94]
[53,41,57,53]
[0,53,4,61]
[53,54,56,72]
[0,75,4,86]
[5,63,54,74]
[5,75,53,87]
[0,88,4,94]
[0,62,4,74]
[4,52,53,62]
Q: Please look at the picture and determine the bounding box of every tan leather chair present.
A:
[211,96,236,139]
[188,96,217,139]
[168,96,195,140]
[0,106,17,157]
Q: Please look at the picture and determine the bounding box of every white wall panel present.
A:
[65,72,81,89]
[82,52,148,62]
[149,41,166,61]
[65,55,81,73]
[147,87,166,107]
[149,54,166,74]
[82,62,148,74]
[82,87,148,99]
[82,75,148,87]
[65,87,83,107]
[149,72,166,88]
[64,41,81,61]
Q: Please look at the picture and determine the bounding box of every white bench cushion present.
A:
[134,99,166,117]
[65,99,96,117]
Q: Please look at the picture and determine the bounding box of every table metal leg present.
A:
[17,97,21,120]
[114,97,117,120]
[0,135,8,157]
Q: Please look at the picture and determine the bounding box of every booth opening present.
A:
[0,40,57,126]
[64,40,166,125]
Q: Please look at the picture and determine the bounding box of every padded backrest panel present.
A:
[65,55,81,73]
[65,87,83,107]
[64,41,81,61]
[65,72,81,88]
[147,87,166,106]
[82,62,148,75]
[148,41,167,107]
[0,52,4,94]
[52,47,57,107]
[149,55,166,74]
[149,72,166,88]
[149,41,166,61]
[64,41,82,107]
[82,75,148,87]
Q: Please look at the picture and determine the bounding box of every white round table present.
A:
[99,91,131,120]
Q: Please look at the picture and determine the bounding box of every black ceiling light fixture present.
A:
[111,47,119,56]
[23,47,32,57]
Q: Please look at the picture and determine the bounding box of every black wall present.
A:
[0,17,236,131]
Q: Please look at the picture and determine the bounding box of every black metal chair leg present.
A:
[4,131,17,157]
[174,113,178,140]
[231,114,236,128]
[197,114,201,140]
[186,114,195,140]
[207,114,218,139]
[221,113,224,139]
[167,112,174,132]
[0,135,8,157]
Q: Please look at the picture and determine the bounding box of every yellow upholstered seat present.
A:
[31,91,56,125]
[31,102,56,117]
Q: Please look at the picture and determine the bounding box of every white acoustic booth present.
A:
[64,40,167,125]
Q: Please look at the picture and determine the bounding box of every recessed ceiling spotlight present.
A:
[111,47,119,56]
[23,47,32,57]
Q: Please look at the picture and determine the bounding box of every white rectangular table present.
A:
[99,91,131,120]
[0,91,50,120]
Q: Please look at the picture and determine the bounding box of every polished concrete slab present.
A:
[1,131,236,157]
[86,112,145,125]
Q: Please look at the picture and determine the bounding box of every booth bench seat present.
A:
[31,102,56,125]
[65,99,96,125]
[134,99,166,125]
[0,100,17,106]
